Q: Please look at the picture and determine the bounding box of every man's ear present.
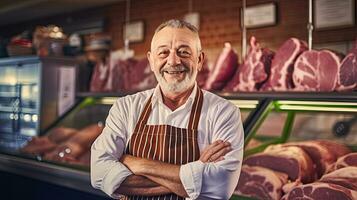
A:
[197,51,205,71]
[147,51,154,71]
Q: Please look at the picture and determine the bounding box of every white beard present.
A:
[154,66,198,93]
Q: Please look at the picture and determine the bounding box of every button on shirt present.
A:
[91,84,244,199]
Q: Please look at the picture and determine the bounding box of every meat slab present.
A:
[262,38,307,91]
[243,145,315,183]
[204,42,239,90]
[281,140,350,178]
[235,165,288,200]
[224,37,274,92]
[320,166,357,190]
[337,41,357,90]
[331,152,357,171]
[293,50,341,91]
[281,182,357,200]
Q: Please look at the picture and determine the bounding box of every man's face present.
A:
[148,27,204,94]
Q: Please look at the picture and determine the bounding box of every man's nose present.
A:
[167,50,181,66]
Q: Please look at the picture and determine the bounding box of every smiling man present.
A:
[91,19,244,199]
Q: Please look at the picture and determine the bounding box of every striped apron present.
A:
[125,87,203,200]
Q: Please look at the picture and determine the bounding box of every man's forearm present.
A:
[121,156,189,197]
[115,175,171,196]
[120,175,159,187]
[116,185,171,196]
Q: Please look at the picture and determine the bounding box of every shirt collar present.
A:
[151,82,198,108]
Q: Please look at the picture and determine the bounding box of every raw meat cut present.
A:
[281,182,357,200]
[337,42,357,90]
[196,60,210,88]
[281,140,350,178]
[44,123,103,165]
[47,127,78,144]
[204,42,239,90]
[262,38,307,91]
[21,127,78,155]
[320,167,357,190]
[90,60,110,92]
[243,145,315,183]
[20,137,57,155]
[225,37,274,91]
[110,58,157,92]
[331,152,357,171]
[293,50,341,91]
[235,165,288,200]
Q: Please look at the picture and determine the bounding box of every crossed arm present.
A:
[116,140,232,197]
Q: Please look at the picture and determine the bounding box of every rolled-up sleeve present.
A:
[180,102,244,199]
[91,99,133,198]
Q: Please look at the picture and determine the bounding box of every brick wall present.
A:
[103,0,356,63]
[1,0,356,63]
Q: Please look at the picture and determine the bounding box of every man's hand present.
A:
[199,140,231,163]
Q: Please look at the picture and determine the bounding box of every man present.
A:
[91,19,244,199]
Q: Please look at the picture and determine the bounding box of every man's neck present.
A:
[160,86,194,111]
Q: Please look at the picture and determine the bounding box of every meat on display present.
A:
[21,124,103,165]
[43,123,103,165]
[243,145,315,183]
[281,140,351,178]
[293,50,341,91]
[331,152,357,171]
[338,42,357,90]
[281,182,357,200]
[235,165,288,200]
[204,42,239,90]
[320,166,357,191]
[261,38,308,91]
[224,37,274,92]
[20,127,78,155]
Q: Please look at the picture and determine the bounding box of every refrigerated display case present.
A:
[0,56,78,151]
[1,89,356,199]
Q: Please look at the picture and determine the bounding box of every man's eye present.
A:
[178,50,191,57]
[158,51,169,57]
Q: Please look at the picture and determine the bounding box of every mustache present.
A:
[160,64,189,73]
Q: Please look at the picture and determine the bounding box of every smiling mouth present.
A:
[163,70,186,75]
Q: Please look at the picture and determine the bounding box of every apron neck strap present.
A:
[136,87,203,130]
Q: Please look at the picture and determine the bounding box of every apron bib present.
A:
[124,87,203,200]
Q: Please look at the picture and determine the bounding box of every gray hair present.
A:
[151,19,202,52]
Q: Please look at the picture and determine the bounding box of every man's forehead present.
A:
[151,27,198,49]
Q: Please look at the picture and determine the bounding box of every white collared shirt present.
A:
[91,84,244,199]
